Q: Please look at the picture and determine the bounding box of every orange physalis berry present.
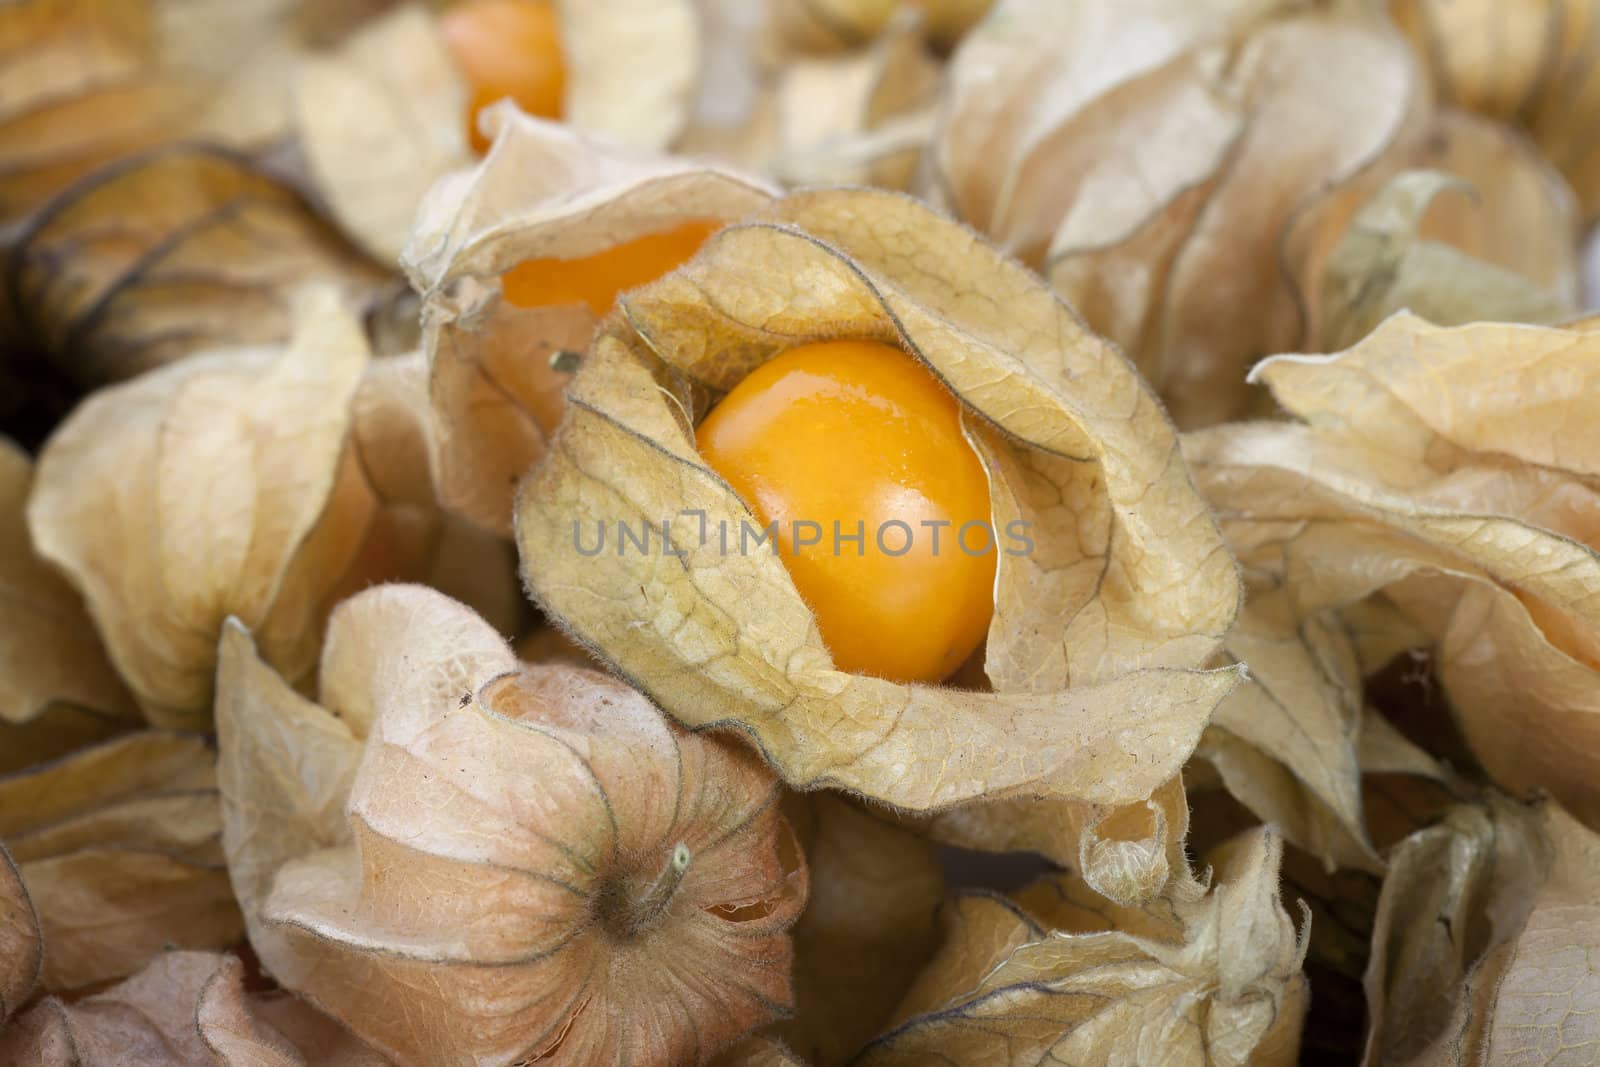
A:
[441,0,567,154]
[501,219,724,317]
[697,340,997,684]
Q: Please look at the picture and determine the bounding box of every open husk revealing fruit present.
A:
[293,0,701,263]
[26,287,517,730]
[405,112,780,535]
[514,186,1243,890]
[216,583,808,1066]
[1187,312,1600,830]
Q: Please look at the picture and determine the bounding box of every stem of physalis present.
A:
[615,842,691,939]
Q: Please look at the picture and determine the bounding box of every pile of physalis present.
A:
[4,2,1600,1066]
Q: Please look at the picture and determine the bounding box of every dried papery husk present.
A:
[917,0,998,48]
[1188,312,1600,829]
[294,5,472,265]
[930,0,1431,428]
[1360,793,1600,1066]
[0,949,388,1066]
[1197,581,1449,873]
[1316,126,1579,351]
[26,288,517,729]
[1391,0,1600,224]
[771,0,993,52]
[0,0,401,227]
[0,843,40,1026]
[0,0,197,223]
[218,584,807,1066]
[555,0,699,150]
[4,146,393,389]
[714,1037,809,1067]
[146,0,400,147]
[725,11,941,191]
[857,826,1307,1065]
[0,732,242,992]
[515,623,602,668]
[679,0,770,149]
[1402,110,1581,301]
[0,440,137,772]
[767,794,943,1064]
[405,112,779,535]
[517,185,1241,838]
[1340,595,1431,677]
[912,776,1194,908]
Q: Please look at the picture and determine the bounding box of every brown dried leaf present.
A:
[859,827,1307,1065]
[557,0,699,149]
[1393,0,1600,223]
[769,794,943,1064]
[220,584,807,1066]
[0,439,136,772]
[5,146,392,388]
[0,950,388,1066]
[406,113,778,534]
[932,0,1428,427]
[0,732,243,991]
[27,289,516,728]
[517,186,1241,814]
[295,5,471,265]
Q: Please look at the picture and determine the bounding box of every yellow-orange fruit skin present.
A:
[501,220,723,316]
[697,340,997,684]
[442,0,566,155]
